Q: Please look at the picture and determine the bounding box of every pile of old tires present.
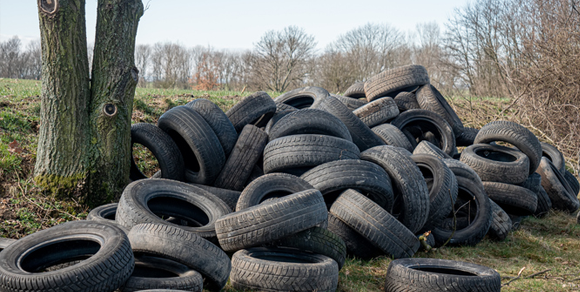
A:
[0,65,578,292]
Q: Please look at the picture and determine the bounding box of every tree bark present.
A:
[35,0,143,206]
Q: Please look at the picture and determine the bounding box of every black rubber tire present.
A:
[327,213,383,259]
[0,221,134,292]
[213,125,268,191]
[274,86,330,109]
[487,200,512,241]
[127,223,231,291]
[360,146,430,233]
[474,121,542,174]
[116,179,231,240]
[371,124,414,152]
[262,134,360,175]
[394,91,420,113]
[300,159,395,212]
[227,91,276,132]
[536,157,579,213]
[416,84,464,137]
[353,96,399,128]
[215,189,327,252]
[390,109,457,155]
[534,186,552,218]
[460,143,530,184]
[413,140,452,159]
[312,95,385,151]
[540,142,565,174]
[237,173,314,211]
[332,94,368,110]
[0,238,16,251]
[364,65,430,102]
[432,176,492,247]
[519,172,543,194]
[343,82,366,98]
[443,158,483,183]
[121,255,203,292]
[565,170,580,196]
[230,247,338,292]
[188,184,240,212]
[329,189,420,258]
[272,227,347,269]
[130,123,185,181]
[456,126,479,147]
[384,258,501,292]
[411,154,458,232]
[86,203,130,233]
[157,106,225,184]
[275,101,298,112]
[265,109,295,134]
[483,182,538,216]
[267,108,352,142]
[185,98,238,156]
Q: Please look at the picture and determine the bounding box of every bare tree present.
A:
[135,44,151,86]
[150,42,191,88]
[0,36,23,78]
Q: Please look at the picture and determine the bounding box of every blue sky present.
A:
[0,0,468,51]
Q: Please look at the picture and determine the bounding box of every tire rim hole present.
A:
[148,197,210,227]
[413,267,478,276]
[20,239,101,273]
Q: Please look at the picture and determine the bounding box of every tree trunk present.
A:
[35,0,143,206]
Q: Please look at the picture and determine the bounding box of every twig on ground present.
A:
[525,269,551,279]
[502,267,527,287]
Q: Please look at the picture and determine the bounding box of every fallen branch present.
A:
[502,267,526,287]
[524,269,551,279]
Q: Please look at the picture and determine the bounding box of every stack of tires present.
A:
[0,64,578,292]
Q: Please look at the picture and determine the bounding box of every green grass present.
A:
[2,78,580,291]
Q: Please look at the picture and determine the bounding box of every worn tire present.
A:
[456,127,479,147]
[343,82,366,98]
[413,140,452,160]
[394,91,420,113]
[237,173,314,211]
[536,157,579,213]
[364,65,430,102]
[185,98,238,156]
[121,255,203,292]
[390,109,456,155]
[474,121,542,174]
[215,189,327,252]
[227,91,276,132]
[274,86,330,109]
[130,123,185,181]
[565,170,580,196]
[371,124,414,152]
[360,146,430,233]
[460,143,530,184]
[353,97,399,127]
[127,223,230,291]
[484,181,538,216]
[487,200,512,241]
[157,106,225,184]
[329,189,420,258]
[416,84,464,137]
[267,108,352,142]
[332,94,368,111]
[263,134,360,175]
[0,238,16,252]
[327,213,383,259]
[230,247,338,292]
[0,221,134,292]
[384,258,501,292]
[534,187,552,217]
[188,184,240,212]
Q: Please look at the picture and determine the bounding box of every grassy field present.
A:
[1,78,580,291]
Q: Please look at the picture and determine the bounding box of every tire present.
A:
[353,96,399,127]
[432,176,492,247]
[384,258,501,292]
[227,91,276,132]
[116,179,231,241]
[390,109,456,155]
[411,154,458,231]
[213,125,268,191]
[300,159,395,212]
[230,247,338,292]
[86,203,130,233]
[456,126,478,147]
[394,91,420,112]
[329,189,420,258]
[332,94,368,110]
[364,65,430,102]
[215,189,327,252]
[536,157,579,213]
[0,221,134,292]
[519,172,543,194]
[157,106,225,184]
[130,123,185,181]
[275,101,298,112]
[265,109,295,134]
[460,143,530,184]
[483,182,538,216]
[267,108,352,142]
[413,140,452,159]
[312,95,385,151]
[371,124,414,152]
[540,142,564,174]
[237,173,314,211]
[474,120,542,174]
[272,227,347,269]
[565,170,580,196]
[263,134,360,175]
[188,184,241,213]
[127,223,231,291]
[343,82,366,98]
[185,98,238,156]
[0,238,16,251]
[443,158,483,183]
[327,213,383,259]
[534,186,552,217]
[360,146,430,233]
[416,84,464,137]
[274,86,330,109]
[121,255,203,292]
[487,200,512,241]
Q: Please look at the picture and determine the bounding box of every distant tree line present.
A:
[0,37,41,80]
